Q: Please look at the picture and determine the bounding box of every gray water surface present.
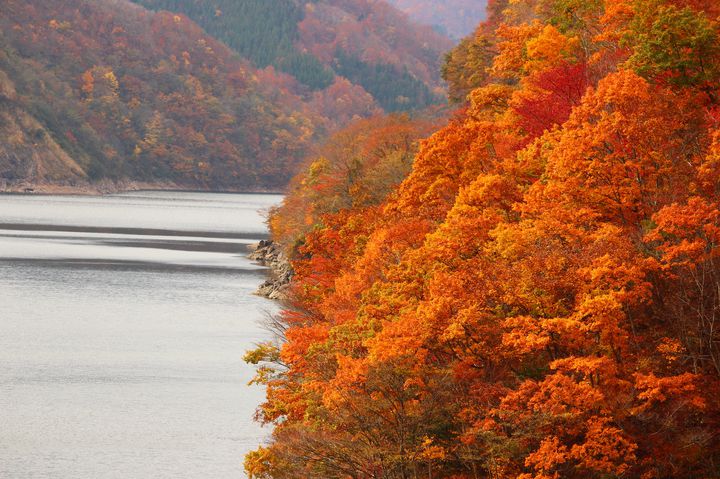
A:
[0,191,282,478]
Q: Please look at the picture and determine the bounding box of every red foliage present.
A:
[245,1,720,478]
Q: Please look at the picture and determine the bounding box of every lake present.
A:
[0,191,282,478]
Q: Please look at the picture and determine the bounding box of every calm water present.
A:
[0,191,282,478]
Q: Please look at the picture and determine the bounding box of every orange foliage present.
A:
[247,1,720,478]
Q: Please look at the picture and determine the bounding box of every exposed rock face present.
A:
[0,103,87,185]
[248,240,293,301]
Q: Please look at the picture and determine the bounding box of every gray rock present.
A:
[248,240,293,300]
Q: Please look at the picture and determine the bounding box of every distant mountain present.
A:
[386,0,488,39]
[0,0,452,190]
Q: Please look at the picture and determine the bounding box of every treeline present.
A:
[246,0,720,477]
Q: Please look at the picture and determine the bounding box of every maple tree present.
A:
[248,0,720,477]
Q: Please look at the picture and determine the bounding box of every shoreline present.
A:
[0,180,285,196]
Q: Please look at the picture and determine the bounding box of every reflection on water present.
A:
[0,192,282,478]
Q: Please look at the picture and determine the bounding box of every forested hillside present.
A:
[131,0,452,111]
[0,0,449,190]
[0,0,310,188]
[247,0,720,477]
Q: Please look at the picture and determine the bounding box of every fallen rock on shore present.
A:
[248,240,292,300]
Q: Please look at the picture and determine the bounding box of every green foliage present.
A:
[442,33,495,102]
[334,49,440,112]
[545,0,603,33]
[276,51,335,91]
[132,0,446,111]
[244,342,283,386]
[244,342,282,365]
[133,0,335,90]
[625,2,720,87]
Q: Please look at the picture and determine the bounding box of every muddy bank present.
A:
[248,240,293,300]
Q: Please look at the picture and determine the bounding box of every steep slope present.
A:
[247,0,720,477]
[131,0,453,111]
[0,69,86,184]
[0,0,454,190]
[0,0,383,189]
[131,0,335,90]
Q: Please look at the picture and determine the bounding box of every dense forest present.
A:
[0,0,449,190]
[246,0,720,477]
[133,0,451,111]
[0,0,303,188]
[132,0,334,90]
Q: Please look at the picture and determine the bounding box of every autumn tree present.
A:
[248,1,720,478]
